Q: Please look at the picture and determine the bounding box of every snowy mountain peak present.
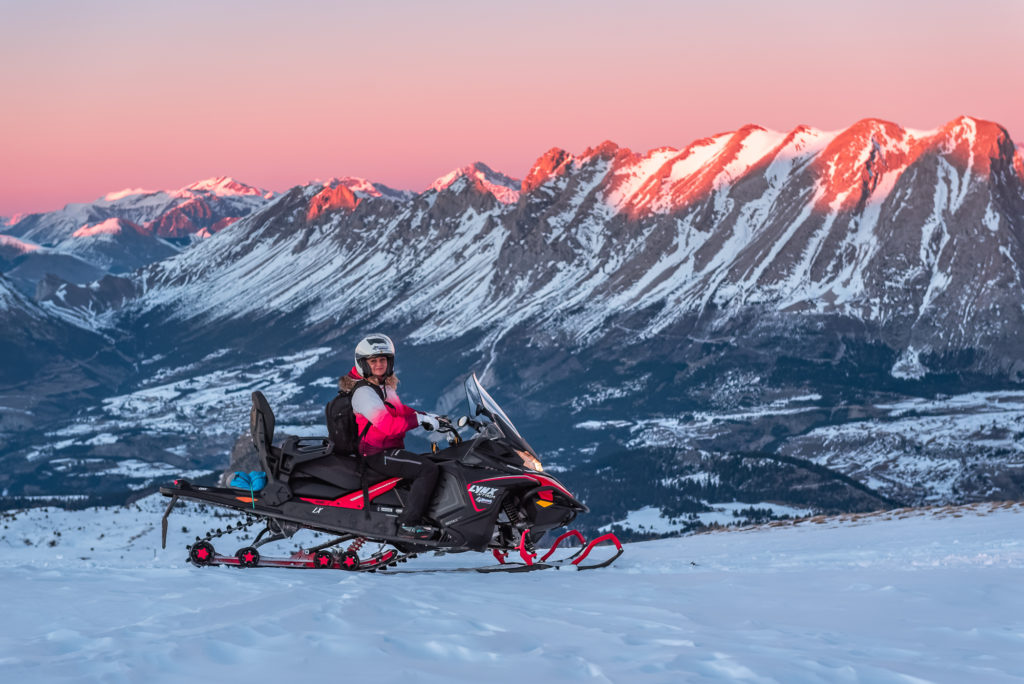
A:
[580,140,622,161]
[322,177,381,197]
[940,114,997,140]
[522,148,577,194]
[306,184,360,221]
[810,118,914,210]
[316,176,414,202]
[3,177,275,267]
[97,178,268,204]
[933,116,1014,177]
[430,162,521,204]
[96,176,270,205]
[779,124,831,151]
[609,125,788,215]
[100,177,270,204]
[102,187,158,202]
[179,176,270,199]
[71,217,144,239]
[711,125,787,182]
[820,117,909,157]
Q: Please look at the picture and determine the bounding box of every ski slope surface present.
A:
[2,497,1023,683]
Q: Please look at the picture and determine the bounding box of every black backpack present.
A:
[324,380,383,456]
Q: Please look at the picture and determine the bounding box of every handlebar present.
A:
[416,411,461,444]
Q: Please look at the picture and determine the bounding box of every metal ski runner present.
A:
[377,529,624,574]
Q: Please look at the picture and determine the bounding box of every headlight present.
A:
[516,449,543,472]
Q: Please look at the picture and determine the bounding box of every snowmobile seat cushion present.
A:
[288,477,349,500]
[292,454,388,492]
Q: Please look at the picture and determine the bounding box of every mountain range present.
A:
[3,116,1024,531]
[0,177,272,296]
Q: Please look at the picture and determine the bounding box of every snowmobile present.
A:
[159,373,623,573]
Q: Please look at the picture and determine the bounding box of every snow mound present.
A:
[71,218,132,238]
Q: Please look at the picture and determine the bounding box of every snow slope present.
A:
[3,497,1023,682]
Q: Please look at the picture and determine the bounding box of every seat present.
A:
[291,454,364,491]
[249,391,389,502]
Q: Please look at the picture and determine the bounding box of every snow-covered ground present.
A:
[601,502,816,536]
[2,496,1023,683]
[787,391,1024,503]
[95,347,330,434]
[577,390,1024,505]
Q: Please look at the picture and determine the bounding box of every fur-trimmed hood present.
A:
[338,365,398,392]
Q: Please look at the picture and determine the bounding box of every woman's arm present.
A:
[352,385,417,437]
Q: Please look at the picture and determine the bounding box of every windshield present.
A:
[464,373,538,458]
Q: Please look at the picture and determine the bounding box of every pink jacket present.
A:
[349,368,418,455]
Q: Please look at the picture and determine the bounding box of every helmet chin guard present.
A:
[354,333,396,378]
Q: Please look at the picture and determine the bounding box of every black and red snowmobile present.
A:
[159,373,622,573]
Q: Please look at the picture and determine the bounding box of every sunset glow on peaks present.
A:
[0,0,1022,217]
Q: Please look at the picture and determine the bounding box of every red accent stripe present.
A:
[528,474,574,499]
[299,477,402,509]
[470,475,536,485]
[471,474,574,498]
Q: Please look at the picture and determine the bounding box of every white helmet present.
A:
[354,333,396,378]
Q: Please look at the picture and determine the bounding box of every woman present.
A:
[341,333,439,538]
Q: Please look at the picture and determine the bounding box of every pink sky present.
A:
[1,0,1022,217]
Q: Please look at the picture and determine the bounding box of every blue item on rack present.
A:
[249,471,267,491]
[229,471,268,491]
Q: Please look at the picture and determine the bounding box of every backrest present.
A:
[250,391,277,474]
